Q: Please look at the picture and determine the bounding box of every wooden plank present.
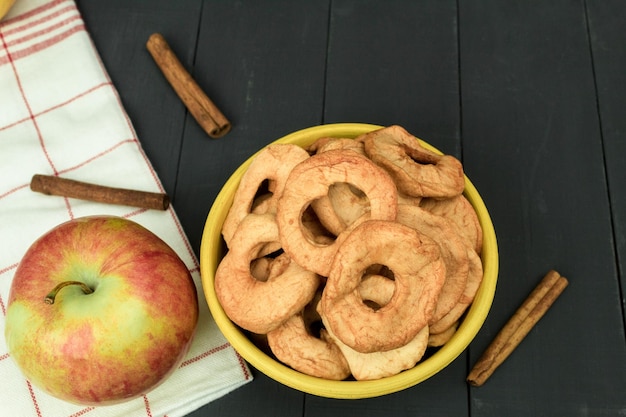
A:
[459,1,626,415]
[188,372,303,417]
[305,366,468,417]
[176,1,330,414]
[586,0,626,321]
[307,1,469,415]
[173,0,330,255]
[76,0,203,194]
[76,2,626,416]
[323,0,461,157]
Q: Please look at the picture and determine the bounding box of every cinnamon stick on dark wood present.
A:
[467,270,568,387]
[30,174,170,211]
[146,32,231,138]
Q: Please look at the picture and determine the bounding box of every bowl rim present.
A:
[200,122,498,399]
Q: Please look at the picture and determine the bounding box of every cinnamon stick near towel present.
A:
[31,174,170,211]
[467,270,568,386]
[146,33,231,138]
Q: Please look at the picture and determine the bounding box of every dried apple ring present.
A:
[267,313,350,380]
[420,194,483,254]
[215,213,320,334]
[429,248,484,334]
[321,281,428,380]
[323,317,430,380]
[395,205,470,325]
[428,321,459,347]
[308,136,366,156]
[320,220,445,353]
[222,144,310,247]
[267,292,351,380]
[249,194,283,257]
[362,125,465,198]
[277,150,398,277]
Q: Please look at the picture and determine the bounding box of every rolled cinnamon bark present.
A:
[146,33,231,138]
[30,174,170,211]
[467,270,568,386]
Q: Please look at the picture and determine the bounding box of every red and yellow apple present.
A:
[4,215,199,405]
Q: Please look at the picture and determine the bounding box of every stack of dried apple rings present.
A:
[214,125,484,381]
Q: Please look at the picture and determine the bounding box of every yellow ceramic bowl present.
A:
[200,123,498,399]
[0,0,16,21]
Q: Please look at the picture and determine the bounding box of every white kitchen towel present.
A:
[0,0,252,416]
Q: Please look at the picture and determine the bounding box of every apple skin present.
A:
[4,215,199,405]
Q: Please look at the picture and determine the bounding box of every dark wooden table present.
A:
[75,1,626,416]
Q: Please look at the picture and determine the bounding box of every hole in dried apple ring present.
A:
[358,273,396,311]
[310,182,371,236]
[222,144,310,247]
[300,203,337,245]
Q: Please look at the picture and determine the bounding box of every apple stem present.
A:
[44,281,94,304]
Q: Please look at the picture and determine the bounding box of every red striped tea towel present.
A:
[0,0,252,415]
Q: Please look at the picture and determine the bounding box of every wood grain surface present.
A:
[77,1,626,416]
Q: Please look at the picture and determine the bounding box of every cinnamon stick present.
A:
[146,33,231,138]
[467,270,568,386]
[30,174,170,211]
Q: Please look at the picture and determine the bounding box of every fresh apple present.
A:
[4,215,199,405]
